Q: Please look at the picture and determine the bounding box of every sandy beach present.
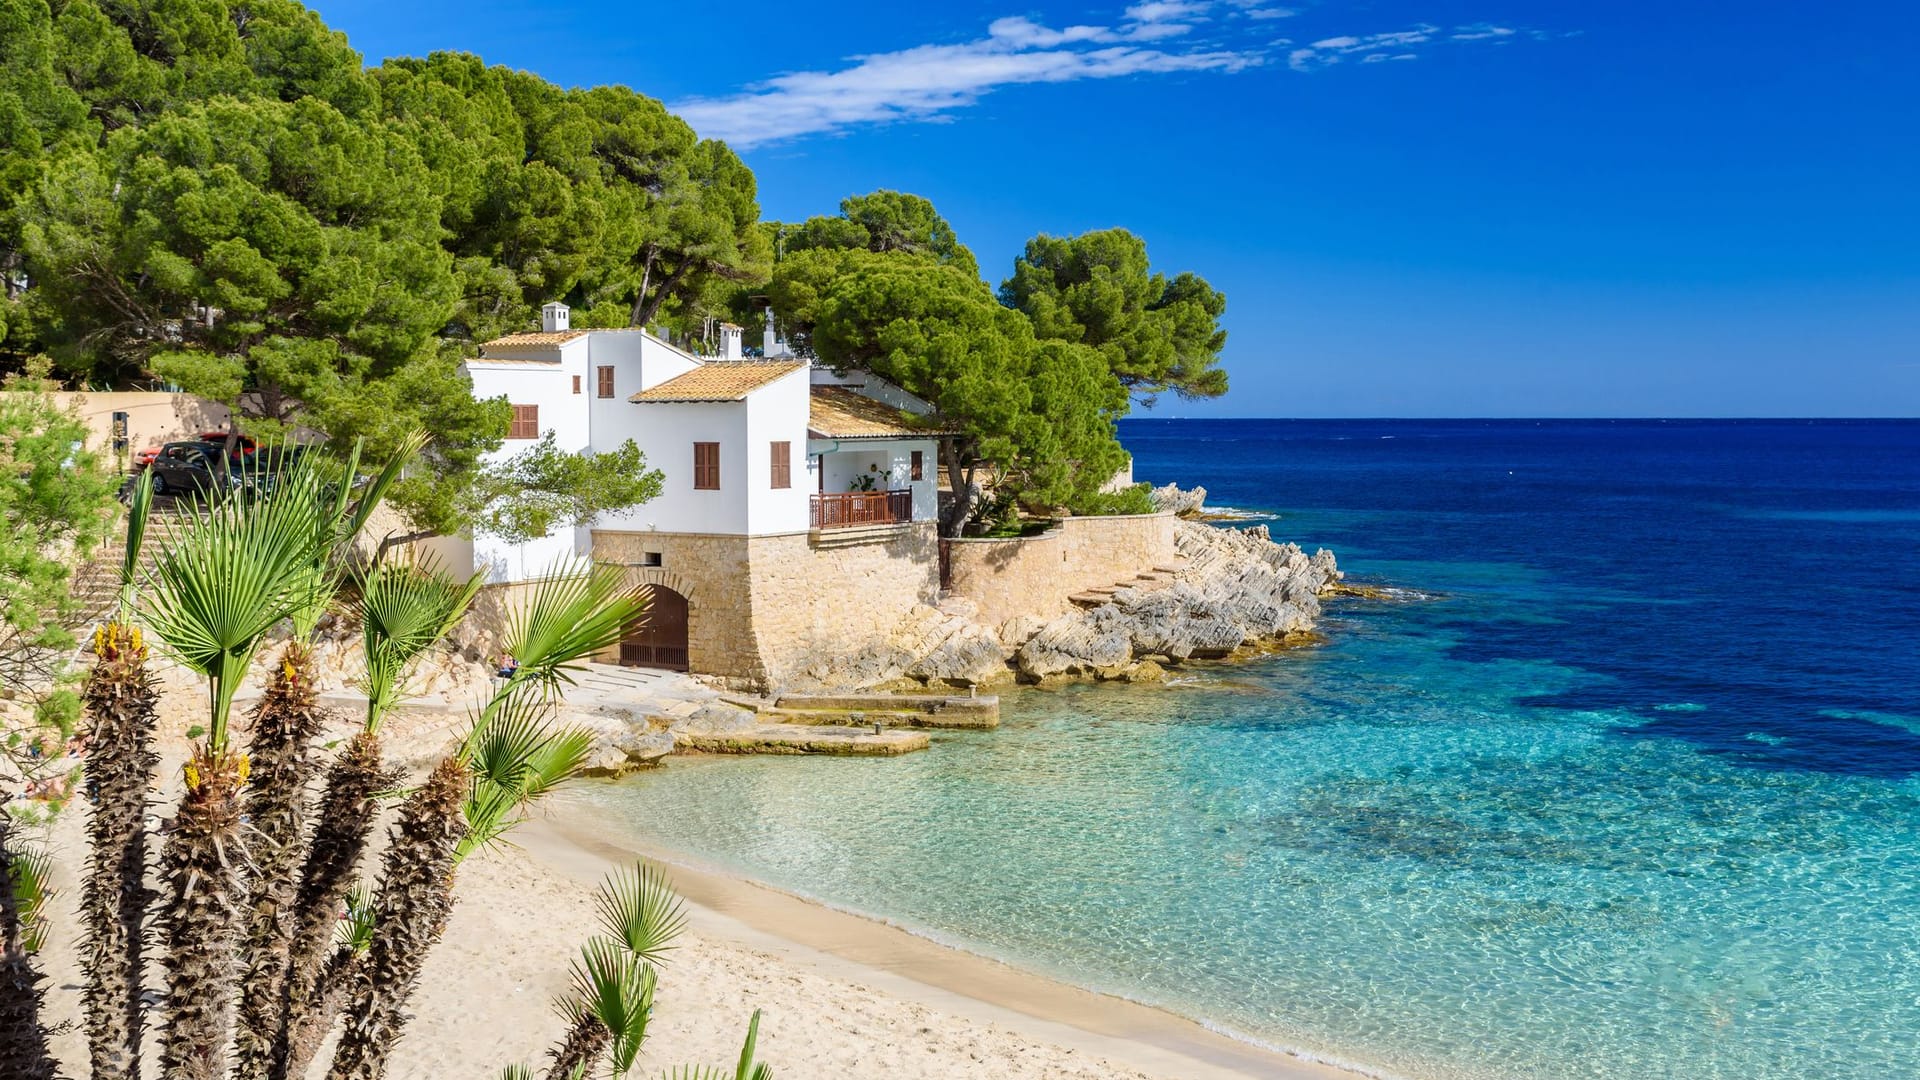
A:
[29,690,1365,1080]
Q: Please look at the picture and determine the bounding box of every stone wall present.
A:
[592,523,940,689]
[944,512,1180,630]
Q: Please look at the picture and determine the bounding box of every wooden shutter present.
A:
[770,441,791,489]
[910,449,924,481]
[597,366,615,398]
[693,442,720,490]
[508,404,538,439]
[572,374,582,394]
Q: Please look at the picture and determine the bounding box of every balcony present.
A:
[811,489,914,530]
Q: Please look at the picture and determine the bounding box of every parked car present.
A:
[133,433,251,471]
[146,441,241,500]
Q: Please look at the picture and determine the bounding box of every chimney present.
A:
[763,307,793,358]
[719,323,743,360]
[541,301,570,333]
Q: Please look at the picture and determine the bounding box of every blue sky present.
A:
[315,1,1919,417]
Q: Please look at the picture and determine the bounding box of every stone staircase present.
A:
[1067,559,1189,609]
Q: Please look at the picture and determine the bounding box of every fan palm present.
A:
[142,446,337,1080]
[273,555,480,1080]
[547,939,657,1080]
[322,565,643,1080]
[236,439,423,1080]
[78,470,161,1080]
[0,812,57,1080]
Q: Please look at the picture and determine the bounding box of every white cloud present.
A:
[671,8,1547,147]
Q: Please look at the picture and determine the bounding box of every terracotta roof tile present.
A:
[629,361,806,402]
[480,329,595,349]
[808,385,956,438]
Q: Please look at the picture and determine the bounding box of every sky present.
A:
[312,1,1920,417]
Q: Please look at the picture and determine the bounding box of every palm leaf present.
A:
[732,1010,769,1080]
[456,683,593,860]
[567,939,655,1077]
[358,555,484,733]
[6,843,53,953]
[141,438,330,747]
[496,559,648,696]
[596,864,686,968]
[117,468,154,613]
[336,885,377,954]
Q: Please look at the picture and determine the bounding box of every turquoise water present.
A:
[580,420,1920,1079]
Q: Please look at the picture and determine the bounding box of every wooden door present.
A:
[619,585,689,671]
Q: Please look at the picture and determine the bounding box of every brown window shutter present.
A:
[509,404,538,439]
[770,441,791,489]
[693,442,720,490]
[572,374,582,394]
[597,366,615,398]
[910,449,924,481]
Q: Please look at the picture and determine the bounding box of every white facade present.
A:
[454,306,942,584]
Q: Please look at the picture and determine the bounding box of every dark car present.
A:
[146,441,240,500]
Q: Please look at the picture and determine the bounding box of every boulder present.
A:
[1149,483,1209,517]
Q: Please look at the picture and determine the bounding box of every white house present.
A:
[450,303,951,687]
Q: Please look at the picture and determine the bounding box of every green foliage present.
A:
[595,864,687,968]
[567,939,656,1076]
[466,434,663,545]
[772,243,1129,523]
[0,360,118,673]
[358,556,483,733]
[1001,228,1229,402]
[780,189,979,280]
[31,688,78,739]
[4,836,52,952]
[1074,481,1156,517]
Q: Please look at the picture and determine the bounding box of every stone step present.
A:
[761,707,997,731]
[1069,592,1112,607]
[674,724,929,756]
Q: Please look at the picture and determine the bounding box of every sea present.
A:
[578,419,1920,1080]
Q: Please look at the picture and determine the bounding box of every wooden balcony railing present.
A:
[812,489,914,530]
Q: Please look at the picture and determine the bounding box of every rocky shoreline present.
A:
[793,486,1342,691]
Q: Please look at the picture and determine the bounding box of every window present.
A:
[508,404,539,439]
[597,366,615,398]
[693,442,720,490]
[770,441,791,489]
[641,551,662,567]
[910,449,924,482]
[572,375,582,394]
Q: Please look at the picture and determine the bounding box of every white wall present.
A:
[586,332,702,452]
[594,400,750,536]
[744,367,813,533]
[462,344,590,583]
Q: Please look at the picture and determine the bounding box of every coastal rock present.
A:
[1149,483,1209,517]
[907,621,1012,687]
[678,701,757,734]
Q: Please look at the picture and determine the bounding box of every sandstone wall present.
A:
[592,524,940,689]
[944,512,1180,629]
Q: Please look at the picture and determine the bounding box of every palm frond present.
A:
[656,1068,726,1080]
[336,885,377,954]
[595,864,686,968]
[495,1066,535,1080]
[117,468,154,612]
[497,559,648,696]
[569,939,655,1077]
[359,555,483,733]
[342,430,428,548]
[457,683,592,860]
[732,1010,769,1080]
[6,843,54,953]
[141,438,331,747]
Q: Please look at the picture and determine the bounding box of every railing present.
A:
[811,489,914,530]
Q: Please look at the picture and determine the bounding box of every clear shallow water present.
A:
[582,420,1920,1080]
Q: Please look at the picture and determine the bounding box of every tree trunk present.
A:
[544,1013,610,1080]
[628,258,694,330]
[233,642,329,1080]
[157,747,250,1080]
[939,439,979,538]
[277,944,360,1080]
[272,731,393,1080]
[0,813,58,1080]
[80,622,161,1080]
[323,754,470,1080]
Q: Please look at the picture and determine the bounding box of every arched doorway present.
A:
[619,585,689,671]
